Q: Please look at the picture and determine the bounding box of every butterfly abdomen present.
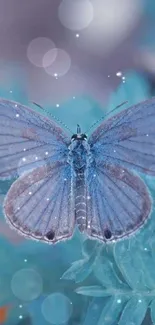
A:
[68,139,91,232]
[75,170,87,232]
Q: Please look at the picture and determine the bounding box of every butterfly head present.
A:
[71,124,87,141]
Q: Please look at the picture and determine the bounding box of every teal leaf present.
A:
[93,253,128,290]
[82,298,106,325]
[82,239,102,258]
[61,258,93,283]
[150,299,155,324]
[118,297,149,325]
[62,241,101,283]
[114,240,148,290]
[97,296,128,325]
[75,286,108,297]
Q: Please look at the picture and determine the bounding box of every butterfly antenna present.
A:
[31,101,73,134]
[85,100,128,135]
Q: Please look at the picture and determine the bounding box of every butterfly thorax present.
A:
[68,139,90,171]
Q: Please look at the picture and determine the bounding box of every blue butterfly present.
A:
[0,97,154,243]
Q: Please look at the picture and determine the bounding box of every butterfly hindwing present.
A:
[85,163,152,242]
[3,163,74,243]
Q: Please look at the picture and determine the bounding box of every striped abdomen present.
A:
[75,171,87,232]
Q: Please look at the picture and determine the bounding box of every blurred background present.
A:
[1,0,155,324]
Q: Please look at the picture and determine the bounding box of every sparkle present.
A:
[10,90,13,93]
[138,299,142,303]
[93,174,96,177]
[46,198,50,201]
[19,315,23,319]
[87,196,91,200]
[15,104,18,107]
[54,73,58,77]
[29,192,32,195]
[108,75,110,77]
[73,96,75,99]
[122,76,126,80]
[45,151,49,155]
[146,134,149,137]
[76,33,80,38]
[19,305,23,308]
[116,71,122,77]
[56,104,60,107]
[22,157,26,162]
[24,259,27,262]
[88,225,91,228]
[16,114,19,117]
[35,156,38,160]
[144,247,148,251]
[64,178,67,181]
[123,80,126,83]
[17,207,20,211]
[114,149,116,153]
[23,148,26,151]
[117,299,121,304]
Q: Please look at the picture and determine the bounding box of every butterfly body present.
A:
[68,133,92,232]
[0,97,155,244]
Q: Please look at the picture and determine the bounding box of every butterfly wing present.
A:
[0,98,70,179]
[4,163,74,243]
[0,98,74,243]
[85,98,155,241]
[88,97,155,175]
[85,162,151,242]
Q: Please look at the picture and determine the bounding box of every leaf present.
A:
[75,286,109,297]
[150,299,155,324]
[82,239,101,258]
[118,297,149,325]
[62,242,101,283]
[61,257,94,283]
[93,253,128,290]
[114,240,148,290]
[97,295,128,325]
[82,298,106,325]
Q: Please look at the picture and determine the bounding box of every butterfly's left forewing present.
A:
[4,163,74,243]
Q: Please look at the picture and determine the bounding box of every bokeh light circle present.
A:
[78,0,142,55]
[27,37,55,67]
[43,48,71,77]
[11,269,43,301]
[41,292,73,324]
[58,0,94,31]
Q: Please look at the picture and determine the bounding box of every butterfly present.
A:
[0,97,155,244]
